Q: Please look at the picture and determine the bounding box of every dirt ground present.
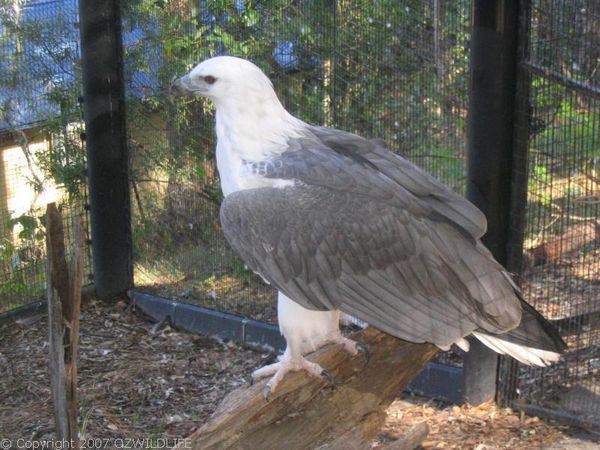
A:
[1,300,598,449]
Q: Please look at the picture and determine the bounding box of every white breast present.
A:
[215,111,300,197]
[215,139,296,197]
[215,139,243,197]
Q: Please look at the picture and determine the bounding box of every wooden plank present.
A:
[66,216,84,445]
[46,203,70,441]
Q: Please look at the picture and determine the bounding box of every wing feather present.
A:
[220,128,521,346]
[310,126,487,238]
[221,178,522,347]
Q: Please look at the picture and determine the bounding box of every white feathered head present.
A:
[171,56,279,108]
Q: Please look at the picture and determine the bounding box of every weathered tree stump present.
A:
[179,328,437,450]
[47,203,84,448]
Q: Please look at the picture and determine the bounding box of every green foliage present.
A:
[525,70,600,240]
[532,88,600,169]
[120,0,473,271]
[2,0,474,299]
[123,0,471,182]
[8,214,43,241]
[0,211,46,307]
[529,164,552,207]
[0,1,85,309]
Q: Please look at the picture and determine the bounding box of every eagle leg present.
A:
[252,356,334,401]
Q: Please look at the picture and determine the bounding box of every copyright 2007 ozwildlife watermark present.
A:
[0,438,192,449]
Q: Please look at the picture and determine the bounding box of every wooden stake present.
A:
[177,328,437,450]
[46,203,84,448]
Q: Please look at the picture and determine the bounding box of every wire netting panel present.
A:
[0,0,91,313]
[126,1,471,333]
[498,0,599,426]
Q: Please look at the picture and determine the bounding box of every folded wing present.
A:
[221,132,523,347]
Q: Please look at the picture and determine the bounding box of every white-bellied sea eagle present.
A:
[171,56,566,399]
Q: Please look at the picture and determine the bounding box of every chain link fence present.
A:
[0,0,90,314]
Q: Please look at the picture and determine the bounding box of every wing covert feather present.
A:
[308,126,487,238]
[220,183,521,347]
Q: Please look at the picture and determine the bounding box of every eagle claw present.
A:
[355,343,370,365]
[262,382,273,402]
[320,369,336,388]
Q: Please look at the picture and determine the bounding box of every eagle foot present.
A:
[252,357,334,401]
[332,336,369,366]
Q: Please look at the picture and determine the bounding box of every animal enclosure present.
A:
[0,0,598,430]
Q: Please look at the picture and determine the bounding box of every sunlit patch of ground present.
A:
[378,396,599,449]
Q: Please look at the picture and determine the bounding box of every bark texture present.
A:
[179,328,438,450]
[47,203,84,448]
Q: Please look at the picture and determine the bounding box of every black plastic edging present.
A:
[520,404,600,432]
[0,300,46,326]
[130,290,286,352]
[408,362,464,404]
[130,290,465,403]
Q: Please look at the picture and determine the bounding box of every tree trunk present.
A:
[178,328,438,450]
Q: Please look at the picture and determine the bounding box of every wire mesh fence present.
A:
[498,0,600,426]
[127,0,471,333]
[0,0,90,313]
[1,0,597,428]
[127,0,599,421]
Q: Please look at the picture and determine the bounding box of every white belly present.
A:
[277,292,341,357]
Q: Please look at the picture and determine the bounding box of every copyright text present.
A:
[0,438,192,449]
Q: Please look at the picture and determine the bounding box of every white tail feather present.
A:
[473,332,561,367]
[437,338,470,352]
[455,338,470,352]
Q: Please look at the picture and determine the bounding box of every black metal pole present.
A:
[463,0,520,405]
[79,0,132,298]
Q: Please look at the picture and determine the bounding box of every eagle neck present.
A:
[214,102,306,196]
[215,101,305,161]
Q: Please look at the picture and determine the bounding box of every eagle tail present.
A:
[473,296,567,367]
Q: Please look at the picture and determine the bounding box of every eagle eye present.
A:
[204,75,217,85]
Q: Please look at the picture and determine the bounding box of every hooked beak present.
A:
[169,74,196,98]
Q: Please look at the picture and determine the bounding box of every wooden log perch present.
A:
[179,328,438,450]
[46,203,84,448]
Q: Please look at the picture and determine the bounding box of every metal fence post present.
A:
[464,0,520,405]
[78,0,132,298]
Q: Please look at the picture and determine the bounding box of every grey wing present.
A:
[309,126,487,239]
[220,183,522,348]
